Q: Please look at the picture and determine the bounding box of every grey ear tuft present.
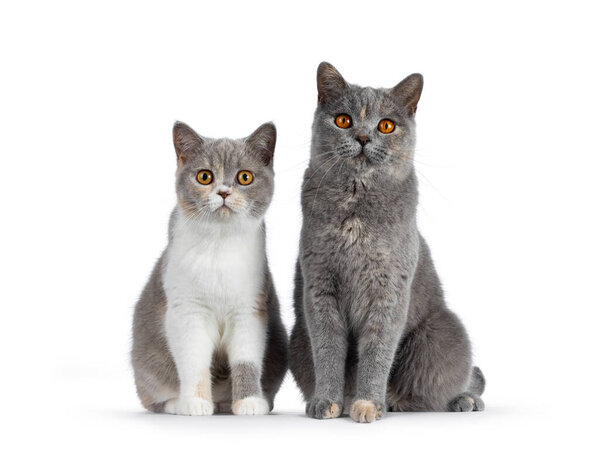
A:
[391,73,424,116]
[317,62,348,104]
[246,122,276,165]
[172,121,203,162]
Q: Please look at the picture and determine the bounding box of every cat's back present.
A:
[133,252,167,332]
[131,252,170,371]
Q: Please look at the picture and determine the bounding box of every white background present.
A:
[1,1,599,448]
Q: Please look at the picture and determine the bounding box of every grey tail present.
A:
[468,366,486,396]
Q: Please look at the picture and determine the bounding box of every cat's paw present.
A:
[306,397,342,419]
[232,396,269,415]
[448,394,485,412]
[350,399,384,423]
[164,397,214,416]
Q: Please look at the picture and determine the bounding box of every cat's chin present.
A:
[210,206,260,224]
[213,205,236,219]
[338,150,377,163]
[345,152,371,169]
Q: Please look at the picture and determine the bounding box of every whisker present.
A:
[303,153,340,187]
[412,168,451,203]
[309,156,341,217]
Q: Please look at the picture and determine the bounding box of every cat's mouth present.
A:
[338,147,373,164]
[354,148,388,165]
[215,203,234,215]
[345,151,369,168]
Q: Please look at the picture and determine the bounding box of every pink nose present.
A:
[357,134,370,146]
[217,191,230,199]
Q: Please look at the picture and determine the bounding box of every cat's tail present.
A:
[468,366,486,396]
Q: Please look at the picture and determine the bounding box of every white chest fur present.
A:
[162,213,266,313]
[160,210,269,414]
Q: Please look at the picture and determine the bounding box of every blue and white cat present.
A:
[131,121,288,415]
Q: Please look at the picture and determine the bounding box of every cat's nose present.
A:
[217,190,230,199]
[356,134,370,147]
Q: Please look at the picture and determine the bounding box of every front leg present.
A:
[351,289,407,423]
[303,273,347,419]
[227,308,269,415]
[164,301,216,415]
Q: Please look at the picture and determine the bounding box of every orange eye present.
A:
[196,170,213,185]
[237,170,254,185]
[378,119,395,134]
[335,114,352,129]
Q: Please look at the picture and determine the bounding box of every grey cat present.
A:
[289,62,485,422]
[131,121,288,415]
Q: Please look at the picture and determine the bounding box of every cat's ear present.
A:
[172,121,203,163]
[246,122,276,165]
[317,62,348,103]
[391,74,424,116]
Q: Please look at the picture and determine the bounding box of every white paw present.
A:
[232,396,269,415]
[164,397,214,416]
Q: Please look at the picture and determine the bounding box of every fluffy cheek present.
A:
[366,130,411,163]
[389,132,415,164]
[224,191,248,214]
[364,137,391,163]
[239,180,273,218]
[178,184,214,217]
[336,136,362,158]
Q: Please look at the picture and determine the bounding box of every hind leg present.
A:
[132,336,180,413]
[387,308,477,412]
[448,393,485,412]
[448,366,485,412]
[133,368,179,413]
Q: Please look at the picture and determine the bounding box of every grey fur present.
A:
[289,62,485,422]
[231,362,261,401]
[131,122,288,413]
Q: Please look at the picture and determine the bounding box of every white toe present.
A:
[233,396,269,415]
[164,397,214,416]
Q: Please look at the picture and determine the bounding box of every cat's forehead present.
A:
[350,86,379,103]
[203,137,238,154]
[188,138,241,165]
[184,137,265,172]
[339,85,398,116]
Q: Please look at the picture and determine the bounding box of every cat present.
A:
[131,121,288,415]
[289,62,485,423]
